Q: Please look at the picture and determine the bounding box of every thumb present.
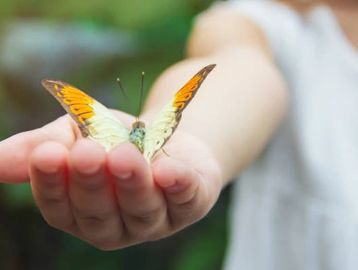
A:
[0,116,76,183]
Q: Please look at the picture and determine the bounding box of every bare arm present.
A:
[143,6,287,183]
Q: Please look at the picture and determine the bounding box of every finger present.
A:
[68,139,123,249]
[30,141,77,233]
[153,158,211,230]
[0,115,76,183]
[108,143,167,240]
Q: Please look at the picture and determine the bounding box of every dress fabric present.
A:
[220,1,358,270]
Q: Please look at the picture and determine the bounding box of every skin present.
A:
[0,0,357,250]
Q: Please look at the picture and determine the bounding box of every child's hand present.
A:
[0,114,222,250]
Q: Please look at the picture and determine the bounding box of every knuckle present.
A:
[123,209,166,240]
[74,179,104,191]
[37,192,67,206]
[74,208,114,223]
[34,194,66,209]
[131,207,163,224]
[175,197,197,210]
[80,216,108,227]
[172,184,199,207]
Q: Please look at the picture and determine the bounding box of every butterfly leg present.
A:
[161,148,171,158]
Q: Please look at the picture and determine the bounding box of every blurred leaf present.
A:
[173,220,227,270]
[0,81,11,139]
[138,15,192,49]
[0,0,192,31]
[3,183,34,207]
[57,239,124,270]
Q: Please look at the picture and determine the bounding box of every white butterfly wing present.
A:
[143,102,178,162]
[42,80,129,152]
[143,64,216,162]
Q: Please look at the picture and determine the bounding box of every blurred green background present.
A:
[0,0,231,269]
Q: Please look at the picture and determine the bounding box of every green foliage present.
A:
[0,81,10,139]
[174,221,227,270]
[0,0,210,31]
[56,237,124,270]
[2,183,34,207]
[0,86,7,140]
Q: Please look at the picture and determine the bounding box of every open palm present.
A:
[0,113,222,250]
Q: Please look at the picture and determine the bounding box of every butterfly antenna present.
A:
[116,77,128,99]
[137,71,145,117]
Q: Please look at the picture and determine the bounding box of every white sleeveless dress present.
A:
[220,1,358,270]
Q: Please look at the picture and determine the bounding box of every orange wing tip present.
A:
[41,79,52,89]
[41,79,69,89]
[172,64,216,111]
[198,64,216,76]
[41,79,53,84]
[204,64,216,71]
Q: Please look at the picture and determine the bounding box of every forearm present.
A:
[142,47,287,184]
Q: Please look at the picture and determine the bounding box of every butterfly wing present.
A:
[42,79,129,151]
[143,64,216,162]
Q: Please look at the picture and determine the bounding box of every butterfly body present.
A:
[42,64,216,162]
[129,121,146,153]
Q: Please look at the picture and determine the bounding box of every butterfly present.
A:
[42,64,216,162]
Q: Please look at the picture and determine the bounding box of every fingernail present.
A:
[166,183,183,193]
[36,163,61,175]
[114,172,133,181]
[41,166,61,175]
[78,164,101,175]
